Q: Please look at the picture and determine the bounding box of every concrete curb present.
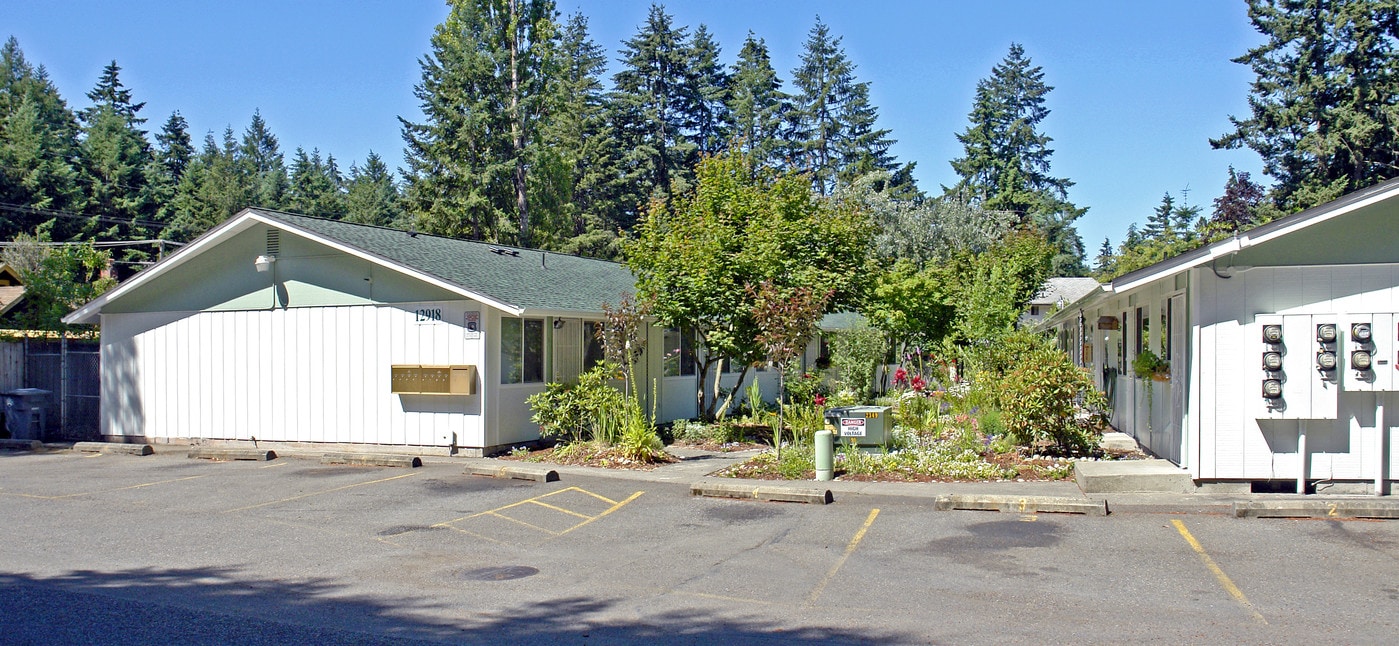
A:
[1234,500,1399,519]
[321,452,422,468]
[690,481,833,504]
[0,439,42,451]
[73,441,153,456]
[935,494,1108,516]
[188,447,277,461]
[468,465,559,482]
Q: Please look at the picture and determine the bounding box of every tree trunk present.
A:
[509,0,530,248]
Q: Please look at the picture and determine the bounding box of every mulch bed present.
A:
[498,445,678,470]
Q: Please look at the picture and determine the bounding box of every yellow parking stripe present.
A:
[0,474,208,500]
[1171,519,1267,625]
[526,499,594,520]
[223,472,418,513]
[434,486,643,538]
[555,491,644,537]
[806,508,880,605]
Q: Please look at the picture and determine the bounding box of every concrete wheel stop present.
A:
[73,441,153,456]
[322,452,422,468]
[690,480,833,504]
[468,464,559,482]
[188,447,277,461]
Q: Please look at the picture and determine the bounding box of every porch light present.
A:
[1316,323,1337,343]
[1316,350,1337,371]
[1262,379,1283,399]
[1262,324,1283,344]
[1352,323,1372,342]
[1352,349,1373,371]
[1262,351,1284,371]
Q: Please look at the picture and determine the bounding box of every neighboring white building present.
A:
[1021,277,1101,326]
[63,208,787,455]
[1041,179,1399,494]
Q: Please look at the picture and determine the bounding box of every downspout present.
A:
[1377,394,1387,496]
[1297,420,1308,495]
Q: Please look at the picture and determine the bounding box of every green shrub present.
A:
[829,325,886,401]
[527,362,627,444]
[999,347,1106,453]
[617,397,666,462]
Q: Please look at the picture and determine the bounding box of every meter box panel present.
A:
[1254,315,1294,419]
[1252,314,1339,420]
[1341,314,1394,392]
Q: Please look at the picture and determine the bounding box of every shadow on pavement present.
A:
[0,565,915,645]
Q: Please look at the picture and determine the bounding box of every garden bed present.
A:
[500,443,678,470]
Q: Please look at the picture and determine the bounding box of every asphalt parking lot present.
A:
[2,450,1398,644]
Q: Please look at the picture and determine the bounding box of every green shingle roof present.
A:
[252,209,635,314]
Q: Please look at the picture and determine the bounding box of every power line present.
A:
[0,239,183,249]
[0,202,167,231]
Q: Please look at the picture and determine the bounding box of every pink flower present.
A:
[814,394,826,407]
[911,375,927,392]
[893,367,908,388]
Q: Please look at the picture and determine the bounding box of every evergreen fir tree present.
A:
[240,110,287,209]
[401,0,560,245]
[544,12,624,257]
[1213,0,1399,211]
[287,148,346,219]
[610,4,703,217]
[948,43,1085,275]
[344,151,404,227]
[1094,237,1114,274]
[726,32,789,169]
[0,38,85,238]
[1142,192,1174,241]
[166,128,248,241]
[154,111,193,183]
[686,24,730,156]
[79,60,155,244]
[789,17,895,194]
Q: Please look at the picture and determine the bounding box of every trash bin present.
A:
[823,405,893,449]
[3,388,51,441]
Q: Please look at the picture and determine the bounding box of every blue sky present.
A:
[6,1,1267,252]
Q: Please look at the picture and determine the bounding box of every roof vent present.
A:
[489,247,519,257]
[266,229,281,256]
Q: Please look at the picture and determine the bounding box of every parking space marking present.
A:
[1171,519,1267,625]
[259,461,288,469]
[806,508,880,605]
[433,486,644,539]
[0,474,208,500]
[223,472,419,513]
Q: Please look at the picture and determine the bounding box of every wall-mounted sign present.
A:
[391,365,477,395]
[463,311,481,339]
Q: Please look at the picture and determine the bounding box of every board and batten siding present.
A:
[1194,264,1399,481]
[100,301,484,448]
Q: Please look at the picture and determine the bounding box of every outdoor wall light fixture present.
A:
[254,255,276,273]
[1262,378,1283,399]
[1262,324,1283,343]
[1262,351,1284,371]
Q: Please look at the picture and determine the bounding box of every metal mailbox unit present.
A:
[390,365,478,395]
[823,405,894,449]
